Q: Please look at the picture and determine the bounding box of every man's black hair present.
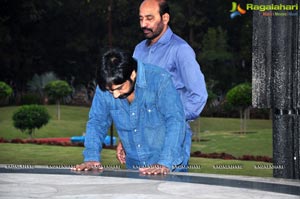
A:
[97,49,137,91]
[159,0,170,16]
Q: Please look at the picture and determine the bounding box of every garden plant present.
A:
[12,105,50,139]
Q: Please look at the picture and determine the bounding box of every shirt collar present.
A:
[146,26,173,46]
[157,26,173,44]
[135,61,147,88]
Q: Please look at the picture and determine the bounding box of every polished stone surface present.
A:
[0,165,299,199]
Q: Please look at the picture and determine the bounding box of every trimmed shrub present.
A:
[12,105,50,139]
[226,83,252,108]
[0,81,13,99]
[45,80,72,120]
[226,83,252,133]
[0,81,13,105]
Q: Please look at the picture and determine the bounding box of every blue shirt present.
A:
[134,27,208,120]
[83,62,186,170]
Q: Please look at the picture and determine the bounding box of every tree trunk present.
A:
[29,129,33,139]
[243,107,250,133]
[239,108,243,133]
[56,100,60,120]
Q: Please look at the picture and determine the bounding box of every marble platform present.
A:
[0,165,299,199]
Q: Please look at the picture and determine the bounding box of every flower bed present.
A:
[0,137,272,162]
[0,137,115,148]
[24,138,79,146]
[0,137,83,147]
[191,150,272,163]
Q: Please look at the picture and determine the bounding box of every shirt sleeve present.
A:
[156,73,186,170]
[176,44,208,120]
[83,86,112,162]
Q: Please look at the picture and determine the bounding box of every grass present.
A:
[190,118,272,157]
[191,130,272,157]
[0,143,272,177]
[0,143,120,167]
[0,105,89,139]
[0,105,273,177]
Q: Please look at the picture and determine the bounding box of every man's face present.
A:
[139,0,167,43]
[107,75,136,99]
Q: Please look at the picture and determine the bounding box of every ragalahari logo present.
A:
[230,2,247,19]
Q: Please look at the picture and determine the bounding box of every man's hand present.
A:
[139,164,170,175]
[71,161,103,171]
[116,142,126,164]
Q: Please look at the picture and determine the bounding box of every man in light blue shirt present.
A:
[73,49,186,175]
[117,0,208,170]
[134,26,207,120]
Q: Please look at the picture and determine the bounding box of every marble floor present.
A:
[0,166,299,199]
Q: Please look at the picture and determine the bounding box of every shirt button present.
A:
[132,112,135,116]
[137,144,141,148]
[148,109,152,112]
[134,129,137,133]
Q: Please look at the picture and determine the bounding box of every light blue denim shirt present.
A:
[83,61,186,170]
[134,27,208,121]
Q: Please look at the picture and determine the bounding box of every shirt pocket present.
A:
[141,104,164,128]
[109,110,131,131]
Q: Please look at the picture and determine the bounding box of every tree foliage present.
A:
[28,72,58,94]
[226,83,252,108]
[45,80,72,100]
[45,80,72,120]
[12,104,50,138]
[200,27,233,62]
[0,0,252,103]
[0,81,12,99]
[27,72,58,103]
[226,83,252,133]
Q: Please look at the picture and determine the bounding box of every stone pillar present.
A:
[252,0,300,179]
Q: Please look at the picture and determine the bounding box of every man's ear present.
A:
[162,13,170,24]
[131,70,137,79]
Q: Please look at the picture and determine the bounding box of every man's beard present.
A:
[142,20,164,41]
[118,78,136,99]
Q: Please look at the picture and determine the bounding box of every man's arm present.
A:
[138,74,185,174]
[77,87,112,167]
[157,73,186,169]
[176,44,208,120]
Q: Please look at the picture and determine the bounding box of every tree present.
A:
[27,72,58,104]
[169,0,207,47]
[44,80,72,120]
[0,81,13,98]
[0,0,253,107]
[226,83,252,133]
[0,81,13,105]
[13,105,50,139]
[200,26,234,95]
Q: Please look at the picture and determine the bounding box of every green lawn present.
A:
[0,143,272,177]
[0,105,89,139]
[0,105,273,177]
[191,129,272,157]
[190,117,272,157]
